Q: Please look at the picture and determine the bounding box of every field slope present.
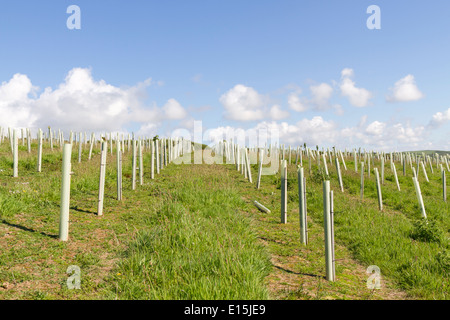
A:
[1,141,446,299]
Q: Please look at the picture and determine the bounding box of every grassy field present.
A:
[0,139,448,299]
[262,156,449,299]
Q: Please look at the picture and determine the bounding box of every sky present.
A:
[0,0,449,151]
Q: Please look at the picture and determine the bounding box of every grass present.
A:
[0,140,448,299]
[235,158,410,300]
[273,155,449,299]
[0,141,272,299]
[111,161,272,299]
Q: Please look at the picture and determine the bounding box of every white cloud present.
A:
[341,68,354,78]
[179,116,196,130]
[219,84,265,121]
[0,73,39,128]
[0,73,38,101]
[220,118,428,151]
[254,117,338,146]
[310,82,342,113]
[286,83,339,113]
[220,82,339,121]
[136,123,159,137]
[428,108,450,128]
[344,120,426,150]
[0,68,188,135]
[203,126,247,145]
[340,68,373,107]
[387,123,425,145]
[34,68,157,131]
[287,92,308,112]
[269,104,290,120]
[162,98,188,120]
[386,75,424,102]
[365,121,386,136]
[310,83,333,109]
[200,112,439,151]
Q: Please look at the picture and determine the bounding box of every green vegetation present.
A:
[272,156,449,299]
[0,140,271,299]
[112,161,271,299]
[0,139,448,300]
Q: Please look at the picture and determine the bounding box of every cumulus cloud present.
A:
[269,104,290,120]
[310,83,334,110]
[287,92,308,112]
[386,75,424,102]
[203,116,430,151]
[162,98,188,120]
[221,82,339,120]
[136,123,159,137]
[0,73,39,128]
[287,82,340,113]
[341,120,426,150]
[341,68,354,78]
[428,107,450,128]
[254,117,338,146]
[365,121,386,136]
[339,68,373,107]
[204,126,247,144]
[219,84,266,121]
[0,68,188,134]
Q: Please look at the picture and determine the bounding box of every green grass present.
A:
[0,140,448,300]
[111,162,272,299]
[279,156,449,299]
[0,140,271,299]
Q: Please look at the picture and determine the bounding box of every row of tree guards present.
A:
[0,126,189,242]
[245,151,336,281]
[3,127,190,177]
[57,134,189,241]
[232,143,449,282]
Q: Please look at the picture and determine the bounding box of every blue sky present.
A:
[0,0,449,150]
